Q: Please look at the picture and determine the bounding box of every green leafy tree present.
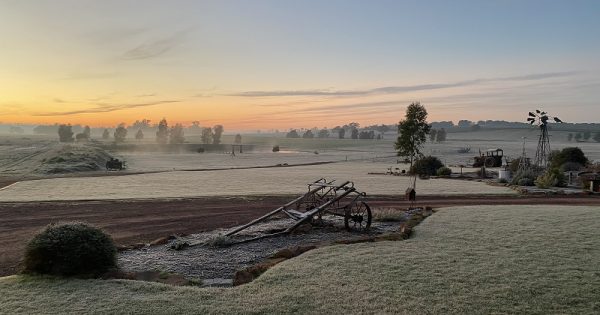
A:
[156,118,169,144]
[338,128,345,139]
[212,125,224,144]
[395,102,431,166]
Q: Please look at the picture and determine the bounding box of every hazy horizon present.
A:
[1,0,599,129]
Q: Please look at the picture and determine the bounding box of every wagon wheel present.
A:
[344,201,372,232]
[484,157,495,168]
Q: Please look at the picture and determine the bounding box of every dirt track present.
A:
[1,194,599,276]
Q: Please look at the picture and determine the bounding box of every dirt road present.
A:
[1,194,598,276]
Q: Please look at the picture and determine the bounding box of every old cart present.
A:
[225,178,372,242]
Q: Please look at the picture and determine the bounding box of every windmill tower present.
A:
[527,110,562,170]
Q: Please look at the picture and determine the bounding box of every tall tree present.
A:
[286,129,300,138]
[350,127,359,139]
[212,125,224,144]
[83,126,91,138]
[302,130,314,138]
[114,124,128,143]
[395,102,431,166]
[102,129,110,140]
[436,128,447,142]
[169,123,185,144]
[338,128,345,139]
[593,132,600,143]
[575,132,583,142]
[156,118,169,144]
[58,124,74,143]
[135,129,144,141]
[429,129,437,142]
[317,128,329,138]
[201,127,213,144]
[234,134,242,144]
[567,133,573,141]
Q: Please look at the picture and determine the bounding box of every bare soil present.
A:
[1,194,599,276]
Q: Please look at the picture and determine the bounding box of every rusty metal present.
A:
[225,178,372,242]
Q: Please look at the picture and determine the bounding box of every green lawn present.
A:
[1,205,599,314]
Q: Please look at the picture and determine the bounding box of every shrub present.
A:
[518,178,535,186]
[549,147,588,169]
[23,222,117,277]
[272,145,280,152]
[511,168,537,185]
[410,156,444,176]
[498,178,508,184]
[436,166,452,177]
[535,169,567,189]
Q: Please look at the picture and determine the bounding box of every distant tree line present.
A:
[285,123,389,140]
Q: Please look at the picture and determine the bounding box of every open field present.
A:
[0,161,515,202]
[1,205,599,314]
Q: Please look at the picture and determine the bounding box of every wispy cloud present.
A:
[122,31,188,60]
[32,100,181,116]
[228,71,579,97]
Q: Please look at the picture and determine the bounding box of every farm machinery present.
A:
[225,178,372,243]
[472,148,504,167]
[105,158,126,171]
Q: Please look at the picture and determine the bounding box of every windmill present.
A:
[527,109,563,170]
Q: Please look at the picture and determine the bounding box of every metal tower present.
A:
[527,110,562,170]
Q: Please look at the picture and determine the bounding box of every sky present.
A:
[1,0,599,130]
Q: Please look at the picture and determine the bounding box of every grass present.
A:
[371,207,406,222]
[1,205,599,314]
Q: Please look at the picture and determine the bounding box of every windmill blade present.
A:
[541,111,546,115]
[528,112,536,117]
[530,120,535,124]
[536,109,541,113]
[554,117,563,123]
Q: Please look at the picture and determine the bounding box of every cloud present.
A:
[122,31,187,60]
[32,100,181,116]
[227,71,579,97]
[53,98,67,103]
[60,71,119,80]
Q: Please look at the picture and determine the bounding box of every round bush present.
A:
[559,162,583,172]
[23,222,117,277]
[436,166,452,176]
[272,145,280,152]
[410,156,444,176]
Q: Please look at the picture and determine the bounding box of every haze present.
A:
[1,0,599,129]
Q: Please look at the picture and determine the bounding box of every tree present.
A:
[567,133,573,141]
[594,132,600,143]
[575,133,583,142]
[302,130,314,138]
[201,127,213,144]
[234,134,242,144]
[189,121,202,133]
[470,124,481,131]
[429,129,437,142]
[286,129,300,138]
[135,129,144,141]
[457,120,472,128]
[376,124,390,136]
[350,127,359,139]
[156,118,169,144]
[583,131,591,141]
[114,124,127,143]
[395,102,431,166]
[212,125,224,145]
[359,130,375,139]
[317,128,329,138]
[83,126,91,138]
[436,128,447,142]
[338,128,345,139]
[132,119,151,129]
[549,147,589,169]
[58,124,74,143]
[102,129,110,140]
[169,124,185,144]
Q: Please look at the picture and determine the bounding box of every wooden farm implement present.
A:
[225,178,372,242]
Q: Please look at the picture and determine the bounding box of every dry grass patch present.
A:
[1,205,599,314]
